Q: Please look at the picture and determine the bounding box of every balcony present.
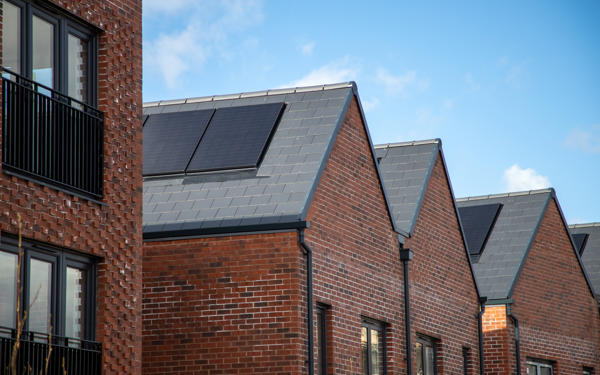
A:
[0,326,102,375]
[2,69,104,199]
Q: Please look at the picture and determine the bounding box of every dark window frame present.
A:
[526,358,554,375]
[361,316,387,375]
[3,0,99,106]
[462,347,470,375]
[416,334,438,375]
[316,303,328,375]
[0,233,97,341]
[583,367,594,375]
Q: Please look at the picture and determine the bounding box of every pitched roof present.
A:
[570,223,600,301]
[456,190,553,300]
[142,82,397,239]
[374,139,439,236]
[457,189,596,302]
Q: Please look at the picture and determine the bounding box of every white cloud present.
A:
[300,42,315,56]
[503,164,551,192]
[144,0,263,89]
[465,72,480,91]
[564,126,600,154]
[361,97,380,112]
[376,68,417,94]
[284,57,359,87]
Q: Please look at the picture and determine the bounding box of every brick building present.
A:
[457,189,599,374]
[375,140,483,374]
[0,0,143,374]
[570,223,600,304]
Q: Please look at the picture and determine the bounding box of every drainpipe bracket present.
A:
[400,248,413,261]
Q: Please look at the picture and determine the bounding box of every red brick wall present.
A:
[142,232,306,374]
[481,305,511,375]
[405,153,481,374]
[510,198,599,373]
[0,1,143,374]
[305,98,405,374]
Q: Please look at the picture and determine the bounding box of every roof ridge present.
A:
[456,188,554,202]
[569,222,600,228]
[374,138,440,149]
[143,82,355,108]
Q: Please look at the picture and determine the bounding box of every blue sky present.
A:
[142,1,600,224]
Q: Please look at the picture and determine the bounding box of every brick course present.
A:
[0,1,143,374]
[404,153,481,374]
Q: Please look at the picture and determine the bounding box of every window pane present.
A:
[32,15,54,90]
[424,345,435,375]
[2,0,21,75]
[527,364,538,375]
[65,267,86,340]
[361,327,368,375]
[28,258,52,334]
[541,367,552,375]
[68,33,88,103]
[370,329,380,375]
[0,251,18,329]
[416,343,423,375]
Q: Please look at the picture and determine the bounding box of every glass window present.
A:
[462,347,469,375]
[316,304,327,375]
[0,251,18,329]
[583,368,593,375]
[67,33,88,103]
[32,14,55,91]
[361,318,385,375]
[2,0,21,75]
[527,360,553,375]
[0,236,95,341]
[416,336,437,375]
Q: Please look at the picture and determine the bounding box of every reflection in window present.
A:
[0,251,18,329]
[29,258,52,334]
[361,318,385,375]
[2,0,21,75]
[416,336,436,375]
[68,34,88,103]
[65,267,86,341]
[527,360,553,375]
[32,15,54,92]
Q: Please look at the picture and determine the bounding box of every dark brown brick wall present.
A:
[0,1,143,374]
[142,232,306,374]
[305,97,405,374]
[404,153,481,374]
[510,198,600,373]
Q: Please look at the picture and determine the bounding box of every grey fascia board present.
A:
[506,192,552,299]
[485,298,514,306]
[435,141,483,299]
[299,89,353,222]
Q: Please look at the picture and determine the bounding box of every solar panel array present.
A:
[458,203,503,255]
[143,103,284,176]
[572,233,589,255]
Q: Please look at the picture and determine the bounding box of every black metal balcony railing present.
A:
[2,68,104,199]
[0,326,102,375]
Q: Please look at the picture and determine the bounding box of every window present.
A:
[316,304,328,375]
[361,318,385,375]
[0,234,96,342]
[462,347,470,375]
[416,335,437,375]
[526,359,553,375]
[1,0,103,199]
[2,0,97,105]
[583,368,593,375]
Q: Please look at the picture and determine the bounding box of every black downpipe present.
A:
[399,242,414,375]
[299,229,315,375]
[507,306,521,375]
[477,297,487,375]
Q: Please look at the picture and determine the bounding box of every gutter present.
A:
[507,305,521,375]
[399,240,414,375]
[298,229,315,375]
[477,297,487,375]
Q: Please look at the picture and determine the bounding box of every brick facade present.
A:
[482,199,600,374]
[404,153,481,374]
[0,1,143,374]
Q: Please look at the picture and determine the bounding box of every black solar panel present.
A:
[459,203,503,255]
[143,109,215,176]
[186,102,285,173]
[572,233,589,256]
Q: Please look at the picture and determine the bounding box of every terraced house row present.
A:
[0,1,598,375]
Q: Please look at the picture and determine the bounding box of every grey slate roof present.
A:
[570,223,600,301]
[143,82,397,238]
[374,139,439,236]
[456,190,552,300]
